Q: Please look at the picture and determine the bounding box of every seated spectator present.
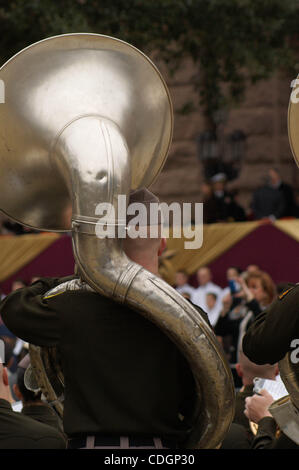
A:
[251,174,286,220]
[192,267,223,326]
[268,168,298,218]
[0,363,66,449]
[13,355,64,433]
[174,271,195,298]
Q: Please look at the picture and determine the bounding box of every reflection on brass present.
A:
[279,353,299,414]
[249,420,259,435]
[288,79,299,169]
[285,87,299,413]
[0,33,235,448]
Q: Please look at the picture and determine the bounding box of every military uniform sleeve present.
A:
[243,284,299,365]
[0,277,72,347]
[245,298,262,318]
[251,417,299,449]
[251,417,277,449]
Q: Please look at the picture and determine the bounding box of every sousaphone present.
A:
[0,33,235,448]
[283,80,299,412]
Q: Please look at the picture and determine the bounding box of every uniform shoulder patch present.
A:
[278,285,297,300]
[43,278,95,299]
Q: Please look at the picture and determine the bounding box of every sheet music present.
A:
[253,374,289,400]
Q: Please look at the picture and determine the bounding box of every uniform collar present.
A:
[0,398,12,410]
[22,403,53,416]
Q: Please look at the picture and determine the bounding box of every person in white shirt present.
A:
[205,292,221,327]
[174,271,195,298]
[191,267,223,325]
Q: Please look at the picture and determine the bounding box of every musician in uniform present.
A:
[242,283,299,365]
[242,283,299,448]
[13,354,64,432]
[0,362,66,449]
[0,189,206,450]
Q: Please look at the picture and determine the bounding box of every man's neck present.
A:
[0,388,12,403]
[129,255,159,276]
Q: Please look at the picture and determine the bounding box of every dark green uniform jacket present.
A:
[0,277,198,443]
[251,417,299,449]
[22,403,63,431]
[234,384,254,433]
[0,399,66,449]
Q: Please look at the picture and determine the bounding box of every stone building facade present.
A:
[150,58,299,214]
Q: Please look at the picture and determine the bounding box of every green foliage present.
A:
[0,0,298,122]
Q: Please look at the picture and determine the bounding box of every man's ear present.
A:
[235,363,243,378]
[13,383,22,401]
[158,237,167,256]
[2,367,9,387]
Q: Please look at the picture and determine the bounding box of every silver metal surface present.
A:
[0,33,235,448]
[0,33,173,230]
[279,354,299,410]
[289,76,299,169]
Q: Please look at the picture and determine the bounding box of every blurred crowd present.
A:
[0,213,38,235]
[0,276,67,448]
[174,264,281,386]
[0,262,296,449]
[174,264,298,448]
[0,170,298,449]
[0,167,298,236]
[200,167,299,223]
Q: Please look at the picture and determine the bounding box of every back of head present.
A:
[237,350,277,385]
[123,188,164,264]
